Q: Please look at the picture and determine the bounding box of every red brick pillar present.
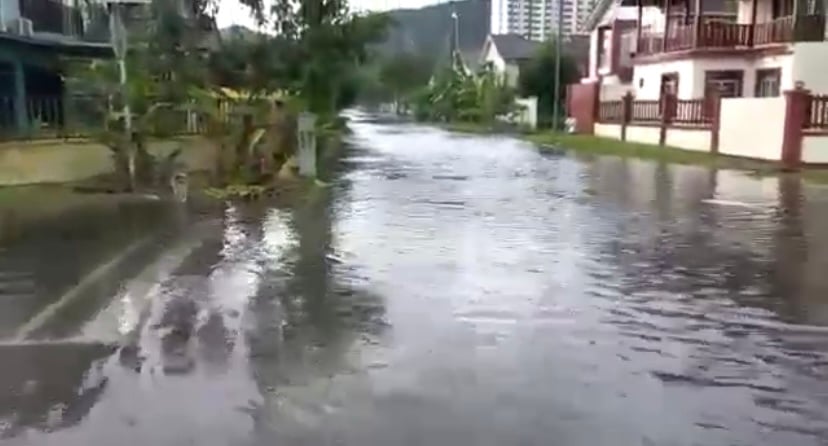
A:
[659,93,675,146]
[621,91,633,141]
[781,86,810,170]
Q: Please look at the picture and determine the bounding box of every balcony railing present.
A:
[637,14,826,57]
[19,0,84,36]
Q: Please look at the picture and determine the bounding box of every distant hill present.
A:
[378,0,491,64]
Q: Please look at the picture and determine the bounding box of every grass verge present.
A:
[522,132,828,184]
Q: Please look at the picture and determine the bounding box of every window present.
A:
[755,68,781,97]
[705,70,744,97]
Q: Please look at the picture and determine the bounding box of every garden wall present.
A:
[0,137,217,186]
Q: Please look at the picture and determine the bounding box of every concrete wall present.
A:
[600,82,633,101]
[802,135,828,164]
[0,137,217,186]
[626,125,661,145]
[633,53,794,99]
[595,122,623,139]
[665,128,711,152]
[514,96,538,129]
[718,96,785,160]
[633,59,698,100]
[792,42,828,94]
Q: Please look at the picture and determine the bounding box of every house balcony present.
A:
[18,0,85,37]
[636,14,827,58]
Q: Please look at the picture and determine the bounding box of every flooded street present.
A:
[3,112,828,445]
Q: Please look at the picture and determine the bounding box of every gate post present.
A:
[708,91,721,154]
[621,91,633,141]
[781,85,809,170]
[659,93,675,146]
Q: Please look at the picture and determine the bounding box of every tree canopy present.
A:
[517,40,581,124]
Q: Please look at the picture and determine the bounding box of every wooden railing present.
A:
[753,16,794,45]
[698,22,752,47]
[806,95,828,129]
[672,99,712,125]
[664,24,695,51]
[598,101,623,122]
[598,96,713,127]
[637,14,825,56]
[631,101,661,122]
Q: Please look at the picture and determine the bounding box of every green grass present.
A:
[520,132,808,179]
[442,122,497,134]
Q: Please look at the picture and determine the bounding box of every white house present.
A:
[479,33,539,87]
[582,0,827,101]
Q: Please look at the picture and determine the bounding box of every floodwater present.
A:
[3,112,828,445]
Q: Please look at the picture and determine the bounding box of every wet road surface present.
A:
[3,112,828,445]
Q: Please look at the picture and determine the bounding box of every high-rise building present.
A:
[490,0,597,41]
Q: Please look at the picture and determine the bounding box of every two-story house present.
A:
[0,0,119,136]
[581,0,827,101]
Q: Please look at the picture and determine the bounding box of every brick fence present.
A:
[568,81,828,168]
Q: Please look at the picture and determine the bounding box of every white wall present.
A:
[514,96,538,129]
[736,0,774,24]
[600,82,633,100]
[633,60,697,99]
[665,128,711,152]
[792,42,828,94]
[587,29,599,80]
[0,0,20,25]
[483,41,506,73]
[802,135,828,164]
[626,125,662,145]
[718,97,785,160]
[633,54,793,99]
[595,123,623,139]
[504,62,521,88]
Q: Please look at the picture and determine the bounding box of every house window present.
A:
[755,68,781,97]
[705,70,744,98]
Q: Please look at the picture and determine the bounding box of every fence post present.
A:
[708,91,721,154]
[781,85,809,170]
[659,93,674,146]
[590,81,600,134]
[621,91,633,141]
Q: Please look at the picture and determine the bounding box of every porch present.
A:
[635,0,826,58]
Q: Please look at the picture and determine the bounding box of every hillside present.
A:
[379,0,491,62]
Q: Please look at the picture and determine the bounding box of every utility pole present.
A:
[552,0,563,131]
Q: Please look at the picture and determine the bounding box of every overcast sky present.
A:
[215,0,445,29]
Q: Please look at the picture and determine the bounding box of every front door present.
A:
[660,72,679,97]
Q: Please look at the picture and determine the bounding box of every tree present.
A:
[517,39,580,126]
[378,52,432,113]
